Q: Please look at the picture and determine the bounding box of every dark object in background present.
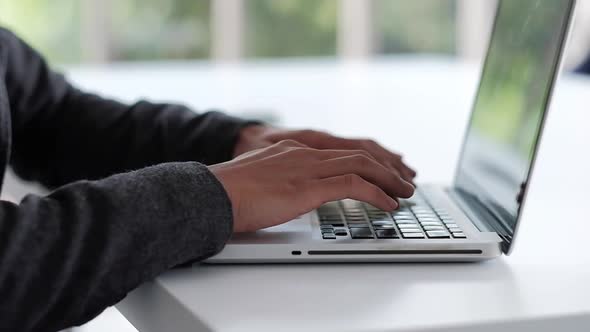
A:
[576,54,590,74]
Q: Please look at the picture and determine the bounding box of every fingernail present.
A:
[404,181,416,197]
[389,198,399,211]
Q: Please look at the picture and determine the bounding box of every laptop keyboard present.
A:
[318,197,466,240]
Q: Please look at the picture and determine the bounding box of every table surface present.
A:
[74,57,590,332]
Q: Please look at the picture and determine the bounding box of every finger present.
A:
[311,154,415,198]
[337,137,416,177]
[273,139,308,149]
[364,144,415,178]
[387,160,416,184]
[362,143,417,181]
[236,139,308,162]
[305,175,398,212]
[305,149,378,162]
[388,156,417,178]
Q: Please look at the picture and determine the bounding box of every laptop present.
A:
[208,0,576,263]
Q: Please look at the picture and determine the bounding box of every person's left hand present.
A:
[233,125,417,183]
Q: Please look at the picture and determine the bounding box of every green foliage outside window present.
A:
[0,0,458,64]
[375,0,456,54]
[245,0,338,58]
[0,0,82,63]
[110,0,210,61]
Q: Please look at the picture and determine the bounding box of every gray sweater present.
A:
[0,28,250,331]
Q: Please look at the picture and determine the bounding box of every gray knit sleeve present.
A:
[0,162,233,332]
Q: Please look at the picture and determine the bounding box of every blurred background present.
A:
[1,0,589,67]
[1,0,590,331]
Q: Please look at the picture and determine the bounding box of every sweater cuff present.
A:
[96,161,235,265]
[160,162,234,260]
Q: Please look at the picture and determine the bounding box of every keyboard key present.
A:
[346,217,367,222]
[395,219,418,224]
[426,231,451,238]
[394,216,416,222]
[402,233,425,239]
[420,221,443,226]
[322,233,337,239]
[334,229,348,236]
[423,225,445,231]
[393,211,413,216]
[450,229,464,234]
[374,224,396,230]
[417,217,440,222]
[320,225,333,229]
[320,218,343,224]
[321,228,334,234]
[372,219,394,226]
[319,217,341,222]
[415,214,437,219]
[445,224,460,229]
[397,224,420,229]
[413,212,433,217]
[320,214,341,219]
[452,232,467,238]
[376,229,398,238]
[346,214,365,218]
[321,221,345,227]
[350,228,374,239]
[347,223,369,228]
[400,228,422,233]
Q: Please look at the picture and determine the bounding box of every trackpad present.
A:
[228,212,314,244]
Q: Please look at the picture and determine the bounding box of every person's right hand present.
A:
[208,140,415,233]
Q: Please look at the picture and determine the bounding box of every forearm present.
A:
[0,162,232,332]
[11,86,254,187]
[1,27,256,187]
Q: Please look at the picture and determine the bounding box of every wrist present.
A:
[233,124,271,157]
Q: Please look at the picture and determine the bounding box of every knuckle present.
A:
[286,146,312,158]
[352,154,372,167]
[343,174,362,188]
[277,139,302,147]
[353,149,371,158]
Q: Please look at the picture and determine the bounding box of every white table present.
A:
[65,57,590,332]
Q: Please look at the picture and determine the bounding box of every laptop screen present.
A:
[454,0,574,252]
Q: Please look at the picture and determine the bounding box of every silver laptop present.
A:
[208,0,576,263]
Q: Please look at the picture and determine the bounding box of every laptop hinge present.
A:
[448,188,513,253]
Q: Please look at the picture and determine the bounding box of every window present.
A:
[245,0,338,58]
[375,0,456,55]
[0,0,83,63]
[110,0,211,61]
[1,0,588,67]
[0,0,211,63]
